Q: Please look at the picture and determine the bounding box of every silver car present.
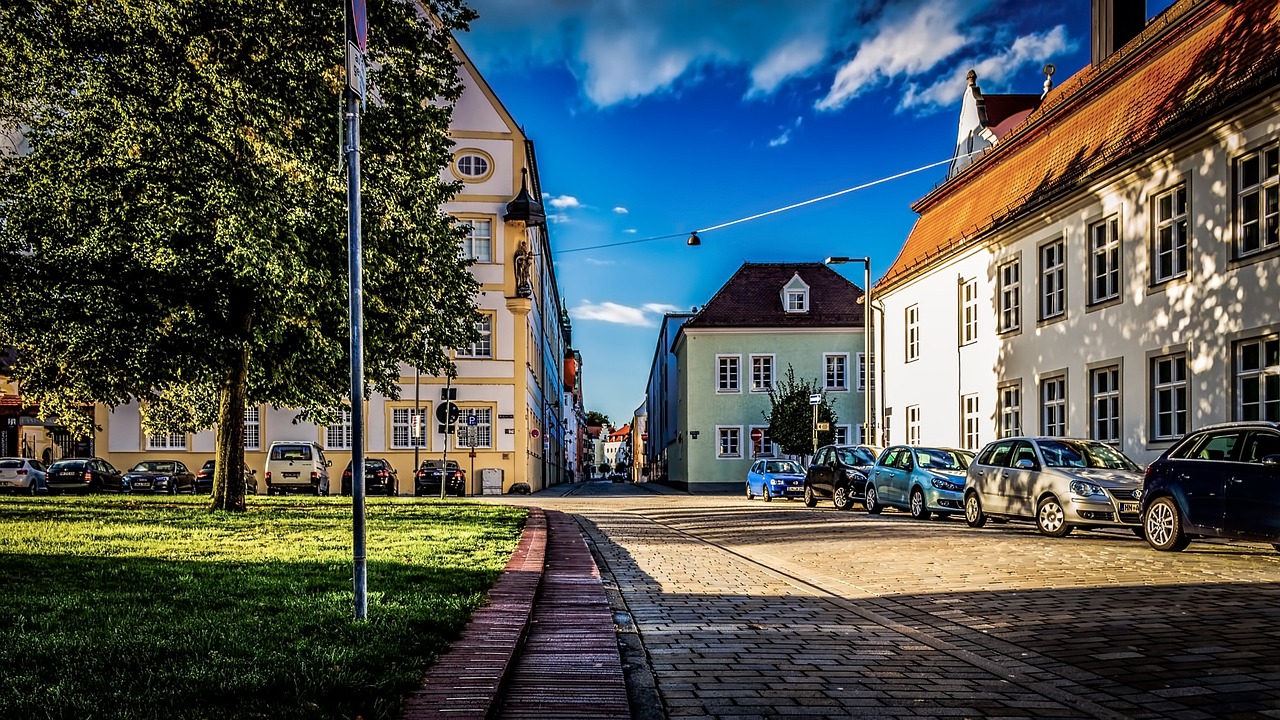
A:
[964,438,1145,537]
[0,458,47,494]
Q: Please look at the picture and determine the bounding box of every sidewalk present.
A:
[400,503,629,719]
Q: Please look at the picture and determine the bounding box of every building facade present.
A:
[643,312,694,485]
[876,0,1280,464]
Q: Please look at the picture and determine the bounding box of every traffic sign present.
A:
[466,414,479,427]
[809,393,822,405]
[817,422,830,431]
[750,428,764,443]
[435,401,460,424]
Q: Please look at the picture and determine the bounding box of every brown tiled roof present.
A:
[683,262,865,330]
[877,0,1280,293]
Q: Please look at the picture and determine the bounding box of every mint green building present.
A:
[663,263,870,492]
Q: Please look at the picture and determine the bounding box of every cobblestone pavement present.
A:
[489,481,1280,719]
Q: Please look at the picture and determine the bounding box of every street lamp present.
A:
[824,256,873,445]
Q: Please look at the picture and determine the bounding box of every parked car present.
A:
[194,460,258,495]
[0,458,47,494]
[263,441,331,496]
[122,460,197,494]
[745,458,806,501]
[1141,421,1280,552]
[44,457,123,494]
[865,446,973,519]
[341,458,399,496]
[804,444,880,510]
[415,459,465,497]
[964,437,1144,537]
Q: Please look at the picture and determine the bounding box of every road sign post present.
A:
[809,394,821,458]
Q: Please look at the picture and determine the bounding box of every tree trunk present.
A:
[211,331,251,512]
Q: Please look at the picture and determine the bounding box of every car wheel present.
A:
[1145,497,1190,551]
[763,487,772,502]
[964,492,987,528]
[1036,495,1072,537]
[833,485,853,511]
[1272,543,1280,553]
[803,485,817,508]
[746,482,754,500]
[910,488,930,520]
[168,481,177,496]
[864,485,882,515]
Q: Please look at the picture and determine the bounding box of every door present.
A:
[1172,430,1241,531]
[873,447,903,506]
[809,448,833,498]
[969,442,1013,514]
[1001,441,1040,518]
[1225,431,1280,539]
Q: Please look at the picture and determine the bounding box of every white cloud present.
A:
[768,116,803,147]
[569,300,680,327]
[623,228,638,234]
[584,258,616,266]
[612,206,629,214]
[547,195,582,210]
[642,303,682,314]
[548,213,571,224]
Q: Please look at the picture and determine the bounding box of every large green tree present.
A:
[584,410,610,428]
[763,365,838,458]
[0,0,479,510]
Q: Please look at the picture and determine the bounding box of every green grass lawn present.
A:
[0,495,527,720]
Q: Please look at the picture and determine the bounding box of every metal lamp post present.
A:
[824,256,873,445]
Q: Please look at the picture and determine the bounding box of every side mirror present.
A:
[1262,454,1280,468]
[326,460,333,468]
[1015,458,1036,470]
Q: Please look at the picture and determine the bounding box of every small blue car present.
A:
[746,458,807,501]
[865,446,974,519]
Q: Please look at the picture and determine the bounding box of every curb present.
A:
[400,507,547,720]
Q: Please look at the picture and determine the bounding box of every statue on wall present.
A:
[513,239,533,298]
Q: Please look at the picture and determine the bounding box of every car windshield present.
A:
[202,461,215,470]
[270,445,313,461]
[764,460,802,474]
[1039,440,1139,471]
[132,461,176,473]
[916,448,971,470]
[837,447,877,465]
[0,459,24,469]
[49,460,86,471]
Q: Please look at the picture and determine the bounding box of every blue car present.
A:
[746,458,807,501]
[865,446,973,520]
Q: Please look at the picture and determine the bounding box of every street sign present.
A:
[346,42,366,100]
[436,402,460,424]
[347,0,368,52]
[466,414,479,427]
[817,422,830,431]
[749,428,763,443]
[809,393,822,405]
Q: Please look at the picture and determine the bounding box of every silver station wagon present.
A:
[964,437,1145,537]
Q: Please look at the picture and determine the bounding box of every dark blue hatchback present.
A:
[1141,421,1280,552]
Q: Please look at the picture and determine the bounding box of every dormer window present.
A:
[781,273,810,313]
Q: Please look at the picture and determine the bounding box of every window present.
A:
[1089,217,1121,304]
[457,408,493,448]
[961,394,980,450]
[453,150,493,181]
[1091,366,1121,443]
[998,383,1022,438]
[906,406,921,446]
[326,410,353,450]
[717,426,742,459]
[1237,143,1279,257]
[716,355,740,393]
[147,432,186,451]
[960,278,978,345]
[244,406,261,451]
[836,425,851,445]
[750,355,774,392]
[1151,353,1188,440]
[905,305,920,362]
[1153,185,1188,283]
[749,425,774,457]
[824,353,848,391]
[1039,239,1065,320]
[459,219,492,263]
[458,314,493,358]
[785,289,807,312]
[857,352,875,393]
[1041,375,1066,436]
[1236,335,1280,422]
[391,407,429,449]
[998,259,1021,332]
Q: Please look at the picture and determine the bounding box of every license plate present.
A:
[787,486,804,493]
[283,472,300,478]
[136,481,151,486]
[1119,502,1138,513]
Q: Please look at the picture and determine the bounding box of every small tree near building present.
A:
[763,365,838,458]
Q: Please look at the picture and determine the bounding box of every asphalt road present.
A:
[489,480,1280,719]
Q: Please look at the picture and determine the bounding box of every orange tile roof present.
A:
[876,0,1280,293]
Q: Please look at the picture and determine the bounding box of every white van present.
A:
[264,441,332,496]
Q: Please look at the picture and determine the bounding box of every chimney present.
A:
[1092,0,1146,65]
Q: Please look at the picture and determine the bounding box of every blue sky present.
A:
[457,0,1175,426]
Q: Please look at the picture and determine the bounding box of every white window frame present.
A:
[147,432,187,451]
[1151,353,1188,441]
[457,407,493,448]
[784,289,808,313]
[960,278,978,345]
[457,314,493,358]
[961,394,980,450]
[716,426,742,459]
[391,407,430,449]
[1153,184,1188,284]
[999,382,1022,438]
[824,353,849,391]
[244,406,261,451]
[458,218,493,263]
[1089,216,1121,305]
[325,409,353,450]
[998,258,1021,333]
[1237,143,1279,257]
[748,424,776,457]
[1236,335,1280,422]
[836,424,853,445]
[750,354,775,393]
[905,304,920,362]
[1090,365,1121,444]
[856,352,875,394]
[1039,239,1066,320]
[1041,374,1066,437]
[906,406,921,446]
[716,355,741,393]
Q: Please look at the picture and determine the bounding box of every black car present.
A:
[122,460,197,494]
[414,459,465,497]
[803,444,880,510]
[1142,421,1280,552]
[194,460,258,495]
[45,457,122,494]
[341,458,399,496]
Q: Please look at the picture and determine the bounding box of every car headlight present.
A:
[1069,480,1104,497]
[930,476,962,491]
[157,476,170,483]
[844,469,865,481]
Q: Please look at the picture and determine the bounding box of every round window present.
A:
[456,153,490,179]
